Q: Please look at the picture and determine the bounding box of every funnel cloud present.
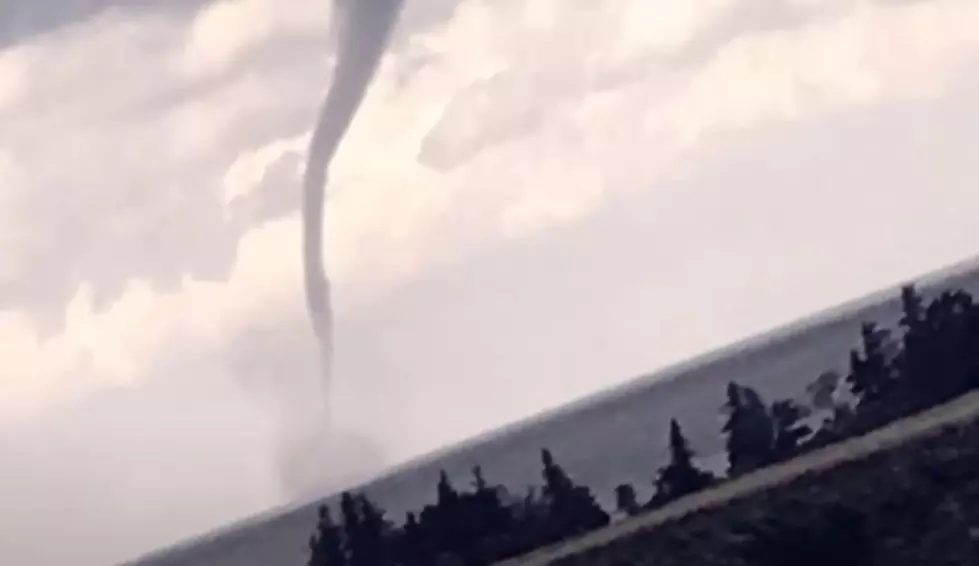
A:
[303,0,406,397]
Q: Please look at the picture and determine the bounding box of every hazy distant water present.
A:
[130,262,979,566]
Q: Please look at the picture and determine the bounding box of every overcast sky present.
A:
[1,0,978,564]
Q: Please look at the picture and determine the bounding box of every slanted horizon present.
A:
[2,0,978,565]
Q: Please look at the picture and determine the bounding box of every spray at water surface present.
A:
[303,0,406,398]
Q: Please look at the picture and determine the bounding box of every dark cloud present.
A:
[0,0,463,48]
[0,0,201,46]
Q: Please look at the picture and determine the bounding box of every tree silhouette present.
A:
[338,493,360,563]
[652,419,714,505]
[436,470,459,507]
[899,284,925,330]
[846,321,898,425]
[357,495,392,566]
[804,370,856,448]
[539,449,609,543]
[396,512,428,566]
[902,288,979,407]
[770,399,811,461]
[897,284,935,411]
[308,504,346,566]
[419,471,463,563]
[465,466,512,561]
[723,383,775,475]
[338,492,392,566]
[614,483,640,517]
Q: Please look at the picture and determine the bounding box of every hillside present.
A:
[507,389,979,565]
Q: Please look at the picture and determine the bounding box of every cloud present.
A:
[0,46,28,109]
[176,0,333,79]
[1,0,978,563]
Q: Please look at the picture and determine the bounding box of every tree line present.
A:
[306,284,979,566]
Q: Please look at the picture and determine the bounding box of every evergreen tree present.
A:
[899,284,924,330]
[722,382,746,473]
[500,486,548,556]
[770,399,811,461]
[723,382,775,475]
[540,449,574,499]
[308,504,346,566]
[653,419,713,503]
[338,493,361,565]
[340,492,392,566]
[471,465,488,492]
[741,387,774,438]
[804,369,858,448]
[465,466,515,564]
[961,291,979,389]
[614,483,640,517]
[880,285,979,418]
[897,284,931,412]
[539,448,609,542]
[357,495,392,566]
[468,466,512,545]
[398,512,428,566]
[846,322,897,413]
[421,471,463,563]
[437,470,459,506]
[909,289,978,404]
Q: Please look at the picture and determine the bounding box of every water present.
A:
[128,259,979,566]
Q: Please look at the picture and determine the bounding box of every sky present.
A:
[1,0,978,564]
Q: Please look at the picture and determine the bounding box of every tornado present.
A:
[302,0,405,395]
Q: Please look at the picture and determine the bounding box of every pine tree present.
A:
[770,399,811,461]
[539,448,608,542]
[308,504,346,566]
[897,284,930,412]
[804,368,861,447]
[340,492,392,566]
[398,512,427,566]
[614,483,640,517]
[540,449,574,499]
[471,465,488,492]
[911,290,978,404]
[722,382,747,473]
[741,387,773,436]
[422,471,467,563]
[846,322,896,411]
[356,495,392,566]
[460,466,515,564]
[899,284,924,330]
[653,419,713,503]
[723,382,776,475]
[437,470,459,506]
[469,465,511,538]
[339,493,362,565]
